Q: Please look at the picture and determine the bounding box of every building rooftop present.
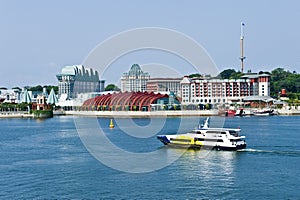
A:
[148,77,182,81]
[123,64,150,76]
[241,73,270,79]
[243,95,274,102]
[57,65,99,81]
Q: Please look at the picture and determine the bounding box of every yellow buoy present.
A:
[109,119,114,128]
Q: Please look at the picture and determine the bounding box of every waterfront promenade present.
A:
[64,110,219,118]
[1,109,300,118]
[58,108,300,117]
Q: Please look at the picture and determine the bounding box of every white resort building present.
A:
[121,64,150,92]
[180,73,271,105]
[146,78,182,95]
[56,65,105,100]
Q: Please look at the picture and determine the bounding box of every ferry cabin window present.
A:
[195,138,223,142]
[229,130,239,136]
[206,131,218,134]
[230,139,243,142]
[193,130,201,133]
[206,131,226,134]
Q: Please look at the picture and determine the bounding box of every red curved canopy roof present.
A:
[82,91,171,111]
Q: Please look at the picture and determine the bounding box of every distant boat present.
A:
[157,117,247,151]
[253,109,276,116]
[225,109,236,117]
[235,108,253,116]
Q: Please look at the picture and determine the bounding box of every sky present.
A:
[1,0,300,88]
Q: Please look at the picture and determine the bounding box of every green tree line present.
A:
[27,85,58,94]
[270,68,300,95]
[105,84,120,91]
[0,102,31,112]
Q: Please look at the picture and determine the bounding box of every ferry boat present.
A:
[253,109,276,116]
[225,109,236,117]
[235,108,253,116]
[157,118,246,151]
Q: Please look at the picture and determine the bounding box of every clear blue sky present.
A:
[1,0,300,88]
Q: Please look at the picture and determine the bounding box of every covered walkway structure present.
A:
[82,91,181,111]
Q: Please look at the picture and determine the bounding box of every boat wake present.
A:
[237,148,300,157]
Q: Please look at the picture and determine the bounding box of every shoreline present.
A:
[0,112,33,118]
[64,110,219,118]
[1,109,300,119]
[275,109,300,115]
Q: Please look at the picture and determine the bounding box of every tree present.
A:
[27,85,58,94]
[219,69,235,79]
[105,84,120,91]
[188,73,202,78]
[45,85,58,94]
[218,69,243,79]
[28,85,43,92]
[270,68,300,97]
[229,71,243,80]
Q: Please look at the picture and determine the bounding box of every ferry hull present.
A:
[163,143,246,151]
[214,144,246,151]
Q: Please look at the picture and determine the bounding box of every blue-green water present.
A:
[0,116,299,199]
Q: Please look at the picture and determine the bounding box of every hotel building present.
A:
[180,73,270,104]
[56,65,105,99]
[121,64,150,92]
[146,78,182,94]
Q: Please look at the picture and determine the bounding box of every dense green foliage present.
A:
[188,73,202,78]
[32,110,53,118]
[105,84,120,91]
[188,73,212,78]
[270,68,300,99]
[0,102,31,111]
[218,69,243,79]
[28,85,58,94]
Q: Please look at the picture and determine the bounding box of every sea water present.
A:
[0,115,299,199]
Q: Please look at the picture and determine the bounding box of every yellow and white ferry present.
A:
[157,118,246,151]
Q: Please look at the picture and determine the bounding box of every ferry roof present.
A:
[195,127,241,132]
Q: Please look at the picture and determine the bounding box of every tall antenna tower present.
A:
[240,22,246,73]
